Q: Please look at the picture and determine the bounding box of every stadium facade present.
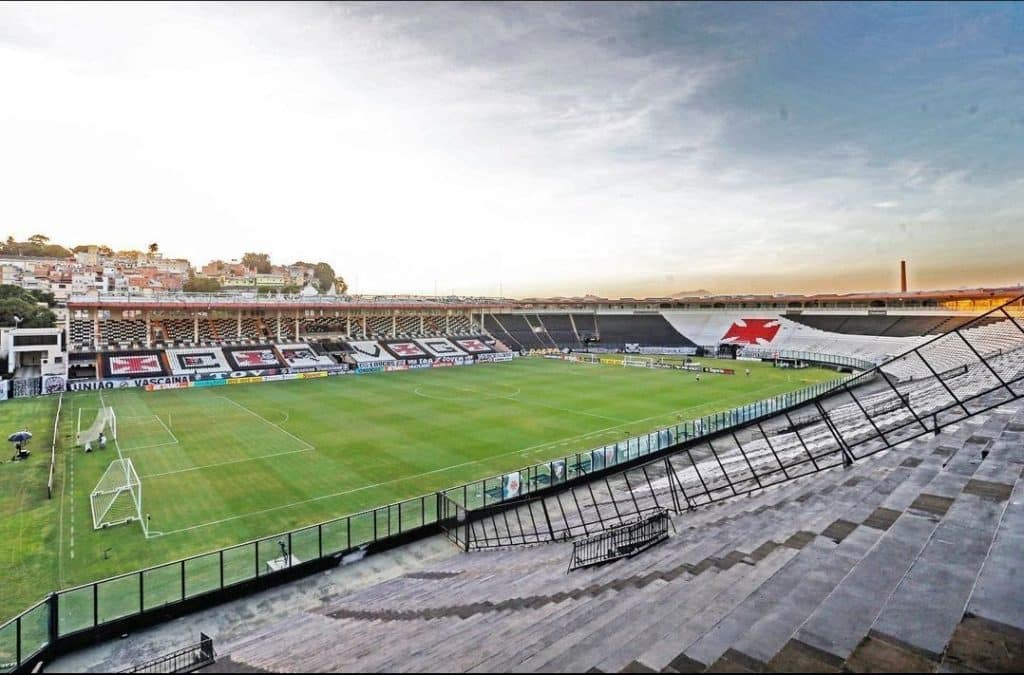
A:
[2,285,1023,673]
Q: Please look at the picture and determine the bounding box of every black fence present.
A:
[442,298,1024,551]
[3,296,1023,673]
[568,509,670,572]
[120,633,214,673]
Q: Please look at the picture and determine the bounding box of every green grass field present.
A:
[0,356,840,622]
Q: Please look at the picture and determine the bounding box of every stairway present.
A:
[200,401,1024,673]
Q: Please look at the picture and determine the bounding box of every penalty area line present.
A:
[150,380,812,539]
[215,396,315,451]
[141,447,314,479]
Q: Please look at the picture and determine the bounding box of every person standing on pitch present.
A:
[98,432,106,450]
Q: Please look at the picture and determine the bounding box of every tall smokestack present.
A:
[900,260,908,293]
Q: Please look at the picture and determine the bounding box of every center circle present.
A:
[413,382,520,402]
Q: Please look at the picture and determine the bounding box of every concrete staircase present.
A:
[200,401,1024,673]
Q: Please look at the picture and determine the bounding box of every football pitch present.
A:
[0,356,840,620]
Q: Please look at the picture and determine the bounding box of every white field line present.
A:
[142,447,314,479]
[120,440,180,453]
[216,396,315,451]
[116,414,181,453]
[151,379,805,538]
[415,380,628,423]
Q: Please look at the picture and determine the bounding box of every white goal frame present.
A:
[90,458,144,531]
[76,406,116,447]
[622,356,654,368]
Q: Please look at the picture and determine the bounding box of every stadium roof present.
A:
[516,285,1024,305]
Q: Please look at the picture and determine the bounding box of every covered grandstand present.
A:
[5,290,1021,673]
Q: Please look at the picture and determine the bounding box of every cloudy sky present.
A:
[1,2,1021,297]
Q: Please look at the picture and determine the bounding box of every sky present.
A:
[0,1,1022,298]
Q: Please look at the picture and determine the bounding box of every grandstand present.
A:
[2,288,1023,673]
[30,291,1024,674]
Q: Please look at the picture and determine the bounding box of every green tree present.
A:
[183,277,222,293]
[148,242,159,257]
[334,277,348,294]
[241,252,272,274]
[27,234,49,247]
[257,284,302,295]
[0,286,57,327]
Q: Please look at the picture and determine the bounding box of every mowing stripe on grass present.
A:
[141,446,315,479]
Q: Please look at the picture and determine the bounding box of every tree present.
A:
[183,277,222,293]
[27,234,49,247]
[97,245,113,256]
[241,252,272,274]
[148,242,159,257]
[257,284,302,295]
[0,286,57,327]
[334,277,348,294]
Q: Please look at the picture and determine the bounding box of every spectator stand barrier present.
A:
[3,295,1023,673]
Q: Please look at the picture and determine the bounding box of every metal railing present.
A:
[738,348,879,371]
[439,374,859,514]
[120,633,214,673]
[3,296,1023,673]
[46,393,62,499]
[442,298,1024,551]
[567,510,670,571]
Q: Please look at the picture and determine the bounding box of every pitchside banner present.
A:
[70,365,351,391]
[69,375,193,391]
[476,352,514,363]
[639,346,699,355]
[550,459,566,486]
[502,471,521,500]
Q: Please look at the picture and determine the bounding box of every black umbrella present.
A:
[8,431,32,443]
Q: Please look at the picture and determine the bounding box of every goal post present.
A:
[77,406,115,447]
[91,458,143,531]
[622,356,653,368]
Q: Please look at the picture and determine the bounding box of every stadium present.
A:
[2,2,1023,673]
[1,285,1023,672]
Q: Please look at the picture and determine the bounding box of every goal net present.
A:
[91,458,143,530]
[622,356,653,368]
[77,406,117,447]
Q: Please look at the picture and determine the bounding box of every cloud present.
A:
[0,2,1020,296]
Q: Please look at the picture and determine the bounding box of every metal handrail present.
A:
[120,633,214,673]
[568,510,670,571]
[3,294,1023,673]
